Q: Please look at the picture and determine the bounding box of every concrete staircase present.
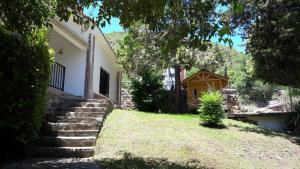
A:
[29,97,112,158]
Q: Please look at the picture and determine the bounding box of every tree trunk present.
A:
[288,85,293,111]
[174,65,182,113]
[294,116,300,135]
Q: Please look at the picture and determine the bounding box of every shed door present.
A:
[99,68,110,96]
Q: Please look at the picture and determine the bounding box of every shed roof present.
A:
[181,70,228,88]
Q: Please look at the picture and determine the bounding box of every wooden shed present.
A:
[181,70,228,110]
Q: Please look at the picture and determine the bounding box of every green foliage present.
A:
[215,50,277,103]
[117,23,164,75]
[105,32,127,51]
[130,70,166,112]
[0,26,54,160]
[198,91,225,125]
[184,46,278,103]
[246,0,300,88]
[100,1,242,113]
[0,0,57,34]
[187,67,200,78]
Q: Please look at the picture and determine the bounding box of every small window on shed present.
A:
[193,89,197,98]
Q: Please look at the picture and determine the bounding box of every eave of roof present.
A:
[181,70,228,85]
[80,12,120,67]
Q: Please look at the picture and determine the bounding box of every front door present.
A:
[99,68,110,96]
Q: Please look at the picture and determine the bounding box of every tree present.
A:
[0,0,57,34]
[60,0,241,113]
[230,0,300,88]
[130,69,166,112]
[0,1,55,161]
[108,1,238,112]
[117,23,164,75]
[118,23,234,113]
[248,0,300,88]
[1,0,242,113]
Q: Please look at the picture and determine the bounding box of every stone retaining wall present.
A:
[121,88,135,110]
[222,88,240,113]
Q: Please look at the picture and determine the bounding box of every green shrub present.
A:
[198,90,225,125]
[130,70,166,112]
[0,26,53,160]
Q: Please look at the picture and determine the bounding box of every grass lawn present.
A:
[94,109,300,169]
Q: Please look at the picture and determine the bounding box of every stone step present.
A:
[86,99,108,103]
[50,101,81,107]
[37,136,96,147]
[29,147,94,158]
[41,130,99,137]
[74,107,106,112]
[80,102,108,107]
[46,116,103,123]
[58,95,83,101]
[48,111,105,117]
[44,122,101,131]
[50,99,82,106]
[52,107,75,112]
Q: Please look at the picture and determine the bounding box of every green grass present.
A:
[94,109,300,169]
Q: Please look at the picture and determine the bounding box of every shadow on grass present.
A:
[1,158,100,169]
[200,122,228,129]
[96,152,209,169]
[228,124,300,145]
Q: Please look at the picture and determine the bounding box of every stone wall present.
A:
[46,87,83,113]
[121,88,135,110]
[222,88,240,113]
[120,88,238,113]
[120,88,188,112]
[47,87,114,114]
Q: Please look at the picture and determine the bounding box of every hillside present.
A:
[104,31,126,52]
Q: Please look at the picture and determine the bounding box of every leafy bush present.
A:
[198,91,225,125]
[130,70,166,112]
[0,26,53,160]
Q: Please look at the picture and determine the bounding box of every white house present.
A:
[48,17,122,104]
[162,68,186,90]
[162,68,175,90]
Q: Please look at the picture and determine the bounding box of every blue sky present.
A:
[84,7,245,53]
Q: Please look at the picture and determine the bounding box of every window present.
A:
[193,89,198,98]
[99,68,110,96]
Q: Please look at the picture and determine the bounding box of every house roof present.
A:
[181,70,228,88]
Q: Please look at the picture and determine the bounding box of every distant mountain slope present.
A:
[104,32,126,53]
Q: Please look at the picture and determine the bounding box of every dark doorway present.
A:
[99,68,110,96]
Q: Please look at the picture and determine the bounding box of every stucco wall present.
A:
[248,115,286,131]
[49,18,120,102]
[49,30,86,96]
[61,18,120,103]
[93,37,119,103]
